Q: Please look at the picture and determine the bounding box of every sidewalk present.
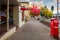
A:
[7,19,58,40]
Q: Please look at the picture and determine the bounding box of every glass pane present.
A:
[0,1,7,38]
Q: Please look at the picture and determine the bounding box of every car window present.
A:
[0,11,6,16]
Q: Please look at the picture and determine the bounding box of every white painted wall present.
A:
[13,6,25,27]
[19,6,22,27]
[53,10,60,14]
[19,6,25,27]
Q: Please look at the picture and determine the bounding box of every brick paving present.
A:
[7,19,59,40]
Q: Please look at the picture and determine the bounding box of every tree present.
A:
[40,11,44,17]
[29,6,40,16]
[44,5,47,10]
[51,6,54,11]
[40,7,53,18]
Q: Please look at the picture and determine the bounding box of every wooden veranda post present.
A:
[7,0,9,31]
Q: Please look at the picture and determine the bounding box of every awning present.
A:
[1,0,19,5]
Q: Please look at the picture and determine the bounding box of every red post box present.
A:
[53,18,59,38]
[50,18,55,36]
[50,18,59,38]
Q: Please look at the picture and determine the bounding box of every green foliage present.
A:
[29,11,33,16]
[51,6,54,11]
[40,11,44,17]
[47,10,53,18]
[40,7,53,18]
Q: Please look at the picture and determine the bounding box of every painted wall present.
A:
[13,6,25,27]
[24,10,31,20]
[13,6,19,27]
[19,6,22,27]
[13,3,29,27]
[18,3,29,27]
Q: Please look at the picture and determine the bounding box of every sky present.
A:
[18,0,60,10]
[28,0,57,9]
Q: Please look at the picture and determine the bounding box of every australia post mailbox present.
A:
[50,18,59,38]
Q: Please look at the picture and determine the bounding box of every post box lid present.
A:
[51,18,55,21]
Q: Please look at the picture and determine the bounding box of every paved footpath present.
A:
[7,20,59,40]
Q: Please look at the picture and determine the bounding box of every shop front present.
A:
[0,0,19,39]
[0,0,29,39]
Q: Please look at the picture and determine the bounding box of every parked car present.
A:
[0,11,6,24]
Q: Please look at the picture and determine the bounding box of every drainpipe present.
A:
[57,0,59,37]
[57,0,59,19]
[7,0,9,31]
